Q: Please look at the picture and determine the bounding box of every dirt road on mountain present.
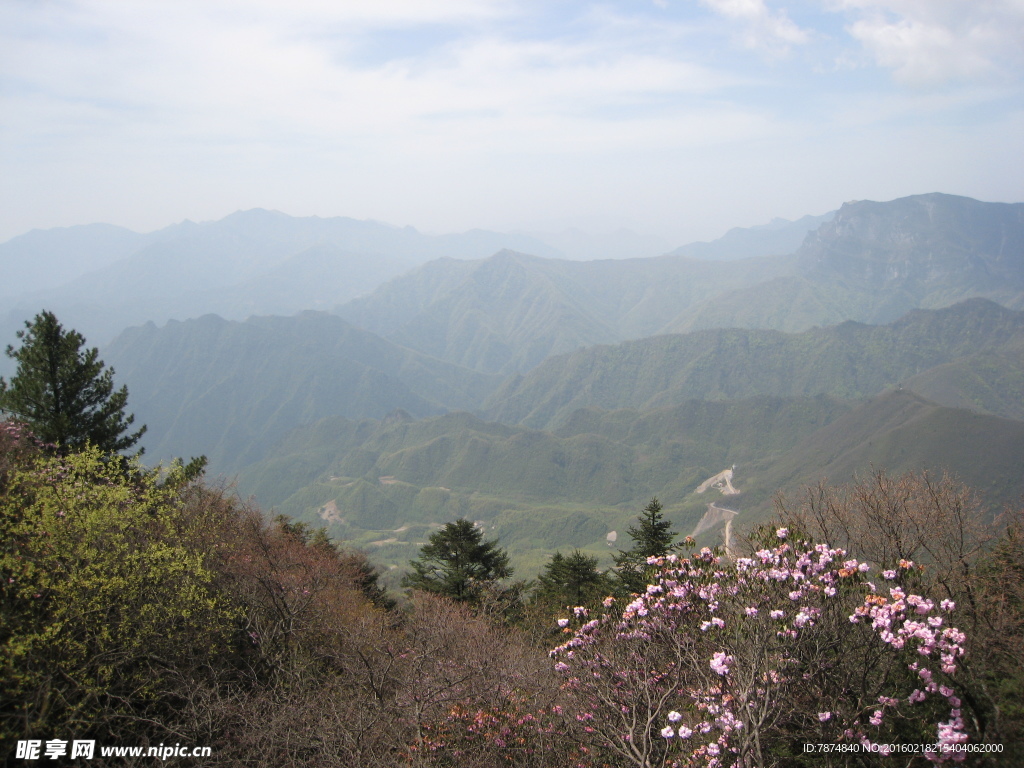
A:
[695,467,740,495]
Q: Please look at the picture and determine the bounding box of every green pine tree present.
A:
[535,549,614,608]
[0,311,146,455]
[403,519,513,603]
[613,497,678,595]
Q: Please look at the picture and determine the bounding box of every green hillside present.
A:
[901,339,1024,421]
[756,389,1024,517]
[103,312,501,472]
[234,397,850,572]
[236,388,1024,578]
[662,275,916,334]
[484,299,1024,429]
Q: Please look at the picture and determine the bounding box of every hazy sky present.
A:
[2,0,1022,246]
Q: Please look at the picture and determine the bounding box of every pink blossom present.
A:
[818,712,831,722]
[710,651,733,676]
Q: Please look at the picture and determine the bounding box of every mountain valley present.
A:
[4,192,1023,578]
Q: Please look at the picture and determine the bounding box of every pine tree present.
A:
[613,497,678,594]
[403,519,512,603]
[0,311,146,455]
[535,549,614,608]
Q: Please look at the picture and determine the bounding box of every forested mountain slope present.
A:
[760,390,1024,509]
[234,395,855,570]
[234,389,1024,576]
[102,312,501,472]
[484,299,1024,429]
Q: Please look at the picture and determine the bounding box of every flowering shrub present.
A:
[551,530,969,767]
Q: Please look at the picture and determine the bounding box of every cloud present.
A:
[0,1,749,156]
[698,0,810,53]
[834,0,1024,84]
[0,0,1020,243]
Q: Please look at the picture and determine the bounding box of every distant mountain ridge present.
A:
[483,299,1024,429]
[106,298,1024,500]
[0,209,562,352]
[799,194,1024,293]
[337,250,791,374]
[337,194,1024,375]
[102,312,500,472]
[7,193,1022,577]
[0,223,148,298]
[667,212,834,261]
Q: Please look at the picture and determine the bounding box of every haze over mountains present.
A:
[0,210,561,355]
[337,194,1024,374]
[3,192,1023,575]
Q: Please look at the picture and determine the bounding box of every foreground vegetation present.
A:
[1,422,1022,766]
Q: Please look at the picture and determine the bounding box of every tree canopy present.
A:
[613,497,679,594]
[403,519,512,603]
[535,549,614,608]
[0,311,145,455]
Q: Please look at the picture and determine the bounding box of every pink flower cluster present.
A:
[849,575,968,758]
[551,529,970,766]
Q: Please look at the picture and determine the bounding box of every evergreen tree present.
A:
[0,311,145,455]
[403,519,512,603]
[613,497,678,594]
[535,549,614,608]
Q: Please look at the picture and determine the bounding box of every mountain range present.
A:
[0,210,561,358]
[484,298,1024,429]
[336,194,1024,375]
[222,299,1024,573]
[4,192,1023,576]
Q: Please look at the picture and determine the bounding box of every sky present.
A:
[1,0,1023,246]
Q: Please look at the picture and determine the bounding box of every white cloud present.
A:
[0,2,748,154]
[0,0,1020,243]
[834,0,1024,84]
[699,0,809,52]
